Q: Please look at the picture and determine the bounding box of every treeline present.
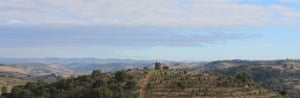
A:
[1,70,139,98]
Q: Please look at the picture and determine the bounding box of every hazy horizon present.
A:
[1,0,300,61]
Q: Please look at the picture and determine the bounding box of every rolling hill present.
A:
[0,63,74,82]
[0,58,159,73]
[0,69,281,98]
[212,60,300,97]
[168,59,300,97]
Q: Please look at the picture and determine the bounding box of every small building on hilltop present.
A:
[154,61,169,70]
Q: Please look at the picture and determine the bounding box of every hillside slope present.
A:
[145,70,280,98]
[0,63,75,82]
[1,69,280,98]
[216,63,300,97]
[0,76,31,94]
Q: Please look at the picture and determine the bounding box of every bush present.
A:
[115,71,129,82]
[1,86,8,94]
[235,72,253,84]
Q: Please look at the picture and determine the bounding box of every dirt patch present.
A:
[0,66,28,74]
[139,72,152,98]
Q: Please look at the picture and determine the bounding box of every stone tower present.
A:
[154,61,163,70]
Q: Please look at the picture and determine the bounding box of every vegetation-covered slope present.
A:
[216,63,300,97]
[0,63,75,83]
[0,76,31,94]
[1,69,281,98]
[1,70,141,98]
[146,70,280,98]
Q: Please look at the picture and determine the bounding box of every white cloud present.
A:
[279,0,300,4]
[268,5,300,26]
[0,26,256,47]
[270,5,300,18]
[255,43,272,48]
[0,0,300,27]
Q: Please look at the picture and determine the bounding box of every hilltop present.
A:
[1,69,280,98]
[177,59,300,71]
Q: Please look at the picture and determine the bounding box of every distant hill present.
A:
[64,63,155,72]
[1,69,281,98]
[0,58,172,83]
[175,59,300,71]
[0,63,73,82]
[170,60,251,71]
[0,66,28,75]
[0,58,160,73]
[0,58,155,65]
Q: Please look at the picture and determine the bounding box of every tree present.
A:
[1,86,8,94]
[91,70,103,77]
[125,81,137,89]
[19,89,34,98]
[235,72,253,84]
[144,67,148,70]
[91,87,113,98]
[177,82,186,90]
[10,86,23,98]
[280,90,287,96]
[93,78,106,88]
[10,87,34,98]
[115,71,129,82]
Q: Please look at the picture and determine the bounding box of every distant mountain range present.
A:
[0,58,156,65]
[0,58,166,73]
[1,58,300,73]
[175,59,300,71]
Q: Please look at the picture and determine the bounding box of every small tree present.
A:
[280,90,287,96]
[115,71,129,82]
[177,82,186,90]
[1,86,8,93]
[91,87,113,98]
[144,67,148,70]
[91,70,103,77]
[126,81,137,89]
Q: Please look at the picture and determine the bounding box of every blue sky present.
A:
[1,0,300,61]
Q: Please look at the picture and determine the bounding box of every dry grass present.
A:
[0,66,28,74]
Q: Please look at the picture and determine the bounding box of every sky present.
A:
[1,0,300,61]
